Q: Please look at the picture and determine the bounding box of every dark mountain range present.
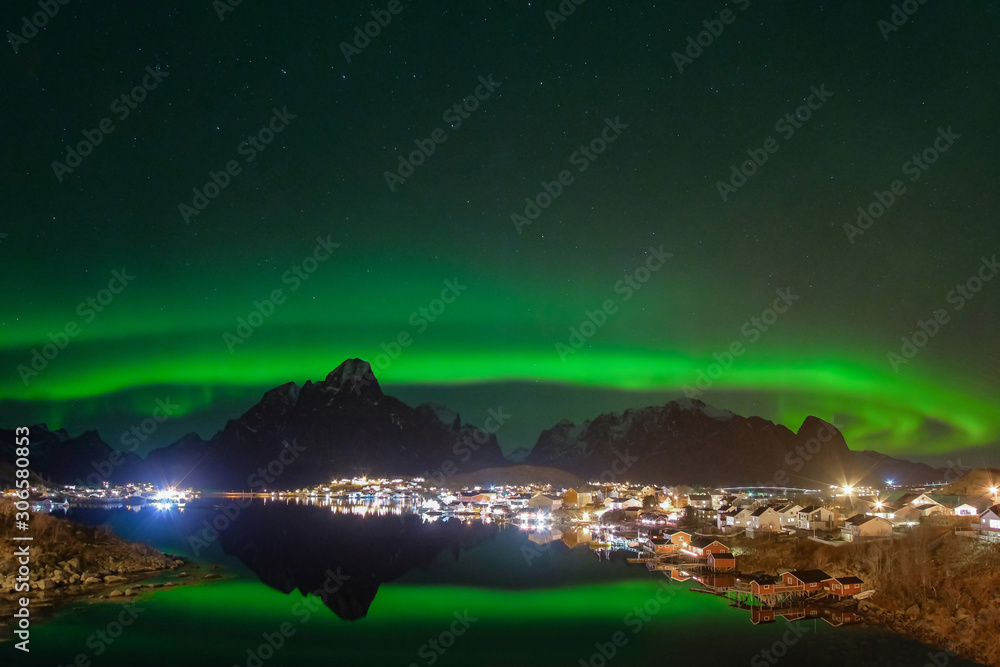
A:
[0,426,117,487]
[2,359,506,489]
[1,361,945,489]
[525,398,943,488]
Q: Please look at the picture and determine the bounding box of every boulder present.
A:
[104,575,127,584]
[109,590,123,597]
[83,576,102,585]
[65,558,81,573]
[203,573,222,580]
[124,588,136,597]
[36,579,56,590]
[906,604,921,620]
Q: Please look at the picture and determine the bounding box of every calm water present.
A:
[5,501,983,667]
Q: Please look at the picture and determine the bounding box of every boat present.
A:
[853,589,876,600]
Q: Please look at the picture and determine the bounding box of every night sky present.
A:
[2,1,998,466]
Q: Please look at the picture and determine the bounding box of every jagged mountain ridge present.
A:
[525,398,940,487]
[121,359,506,488]
[2,362,946,489]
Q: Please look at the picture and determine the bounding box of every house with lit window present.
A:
[841,514,893,541]
[747,507,781,537]
[977,505,1000,543]
[796,506,835,531]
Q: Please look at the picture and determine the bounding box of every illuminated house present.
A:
[747,507,781,537]
[977,505,1000,542]
[796,506,835,531]
[562,488,593,508]
[841,514,893,541]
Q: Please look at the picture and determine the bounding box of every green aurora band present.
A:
[2,327,997,455]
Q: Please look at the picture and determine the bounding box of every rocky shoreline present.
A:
[0,500,230,635]
[859,601,993,666]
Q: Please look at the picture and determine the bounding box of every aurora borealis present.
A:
[2,2,999,465]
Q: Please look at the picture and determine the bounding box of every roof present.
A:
[786,569,834,584]
[688,493,712,500]
[690,536,720,549]
[709,552,735,560]
[750,507,774,517]
[834,576,865,585]
[798,505,816,513]
[980,504,1000,518]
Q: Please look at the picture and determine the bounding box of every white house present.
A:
[776,503,803,529]
[527,493,563,510]
[747,507,781,537]
[797,506,835,531]
[841,514,893,541]
[977,505,1000,542]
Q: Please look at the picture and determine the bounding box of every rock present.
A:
[906,604,921,620]
[70,574,81,583]
[104,575,127,584]
[83,576,102,585]
[955,608,970,621]
[109,590,123,597]
[65,558,81,573]
[203,573,222,580]
[124,588,136,596]
[51,570,65,581]
[36,579,56,590]
[175,572,188,578]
